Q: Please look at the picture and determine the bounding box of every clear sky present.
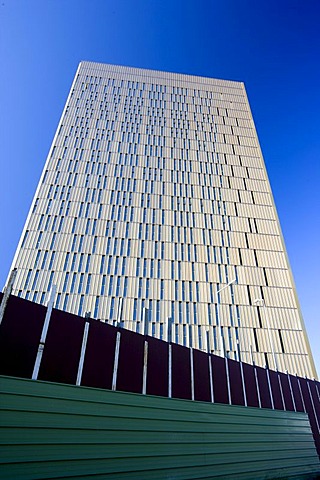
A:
[0,0,319,375]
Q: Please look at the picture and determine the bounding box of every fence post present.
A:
[112,331,121,391]
[237,340,247,407]
[0,269,17,325]
[142,340,148,395]
[277,371,286,410]
[296,374,306,413]
[306,378,320,435]
[32,286,56,380]
[208,354,214,403]
[225,357,231,405]
[168,344,172,398]
[250,345,261,408]
[190,347,194,401]
[287,371,296,412]
[266,366,274,409]
[207,332,214,403]
[76,322,90,385]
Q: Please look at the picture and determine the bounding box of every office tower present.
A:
[7,61,316,378]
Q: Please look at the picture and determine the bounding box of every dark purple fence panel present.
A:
[211,355,228,404]
[269,370,284,410]
[299,377,320,456]
[315,381,320,401]
[289,375,305,412]
[117,328,144,394]
[243,363,259,407]
[228,359,245,406]
[193,349,211,402]
[171,344,191,400]
[38,309,85,384]
[146,336,169,397]
[0,296,46,378]
[81,320,117,390]
[256,366,272,409]
[308,380,320,455]
[278,372,294,411]
[309,381,320,426]
[1,294,320,456]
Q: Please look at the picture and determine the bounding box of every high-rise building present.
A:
[7,61,316,378]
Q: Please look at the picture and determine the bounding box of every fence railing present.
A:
[0,290,319,457]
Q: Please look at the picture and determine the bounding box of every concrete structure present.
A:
[7,62,316,378]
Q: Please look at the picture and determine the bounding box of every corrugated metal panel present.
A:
[0,375,319,480]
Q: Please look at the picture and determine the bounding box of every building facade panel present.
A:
[6,62,316,378]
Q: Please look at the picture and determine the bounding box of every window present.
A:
[94,297,100,318]
[78,295,84,316]
[123,277,128,297]
[24,270,32,289]
[85,255,91,273]
[108,276,114,296]
[31,270,39,290]
[21,230,29,248]
[78,273,84,294]
[101,275,106,295]
[63,294,69,311]
[35,232,43,249]
[278,330,285,353]
[100,255,105,274]
[86,274,91,294]
[70,273,77,293]
[34,251,41,268]
[116,277,121,297]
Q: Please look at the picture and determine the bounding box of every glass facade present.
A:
[7,62,316,378]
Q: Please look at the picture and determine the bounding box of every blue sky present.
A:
[0,0,319,374]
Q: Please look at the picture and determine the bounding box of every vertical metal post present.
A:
[255,367,262,409]
[0,269,17,325]
[306,378,320,434]
[266,366,274,410]
[112,331,121,391]
[287,371,296,412]
[296,374,306,413]
[207,330,214,403]
[237,340,247,407]
[208,353,214,403]
[314,379,320,403]
[142,341,148,395]
[278,372,286,410]
[32,285,56,380]
[168,344,172,398]
[190,347,194,401]
[225,357,232,405]
[250,345,261,408]
[76,322,90,385]
[217,297,224,357]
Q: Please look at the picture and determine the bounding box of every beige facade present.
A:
[8,62,316,378]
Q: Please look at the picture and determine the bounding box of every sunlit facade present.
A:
[8,62,316,378]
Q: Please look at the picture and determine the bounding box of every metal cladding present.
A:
[6,62,316,378]
[0,375,319,479]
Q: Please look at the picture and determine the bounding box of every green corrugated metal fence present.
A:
[0,375,319,479]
